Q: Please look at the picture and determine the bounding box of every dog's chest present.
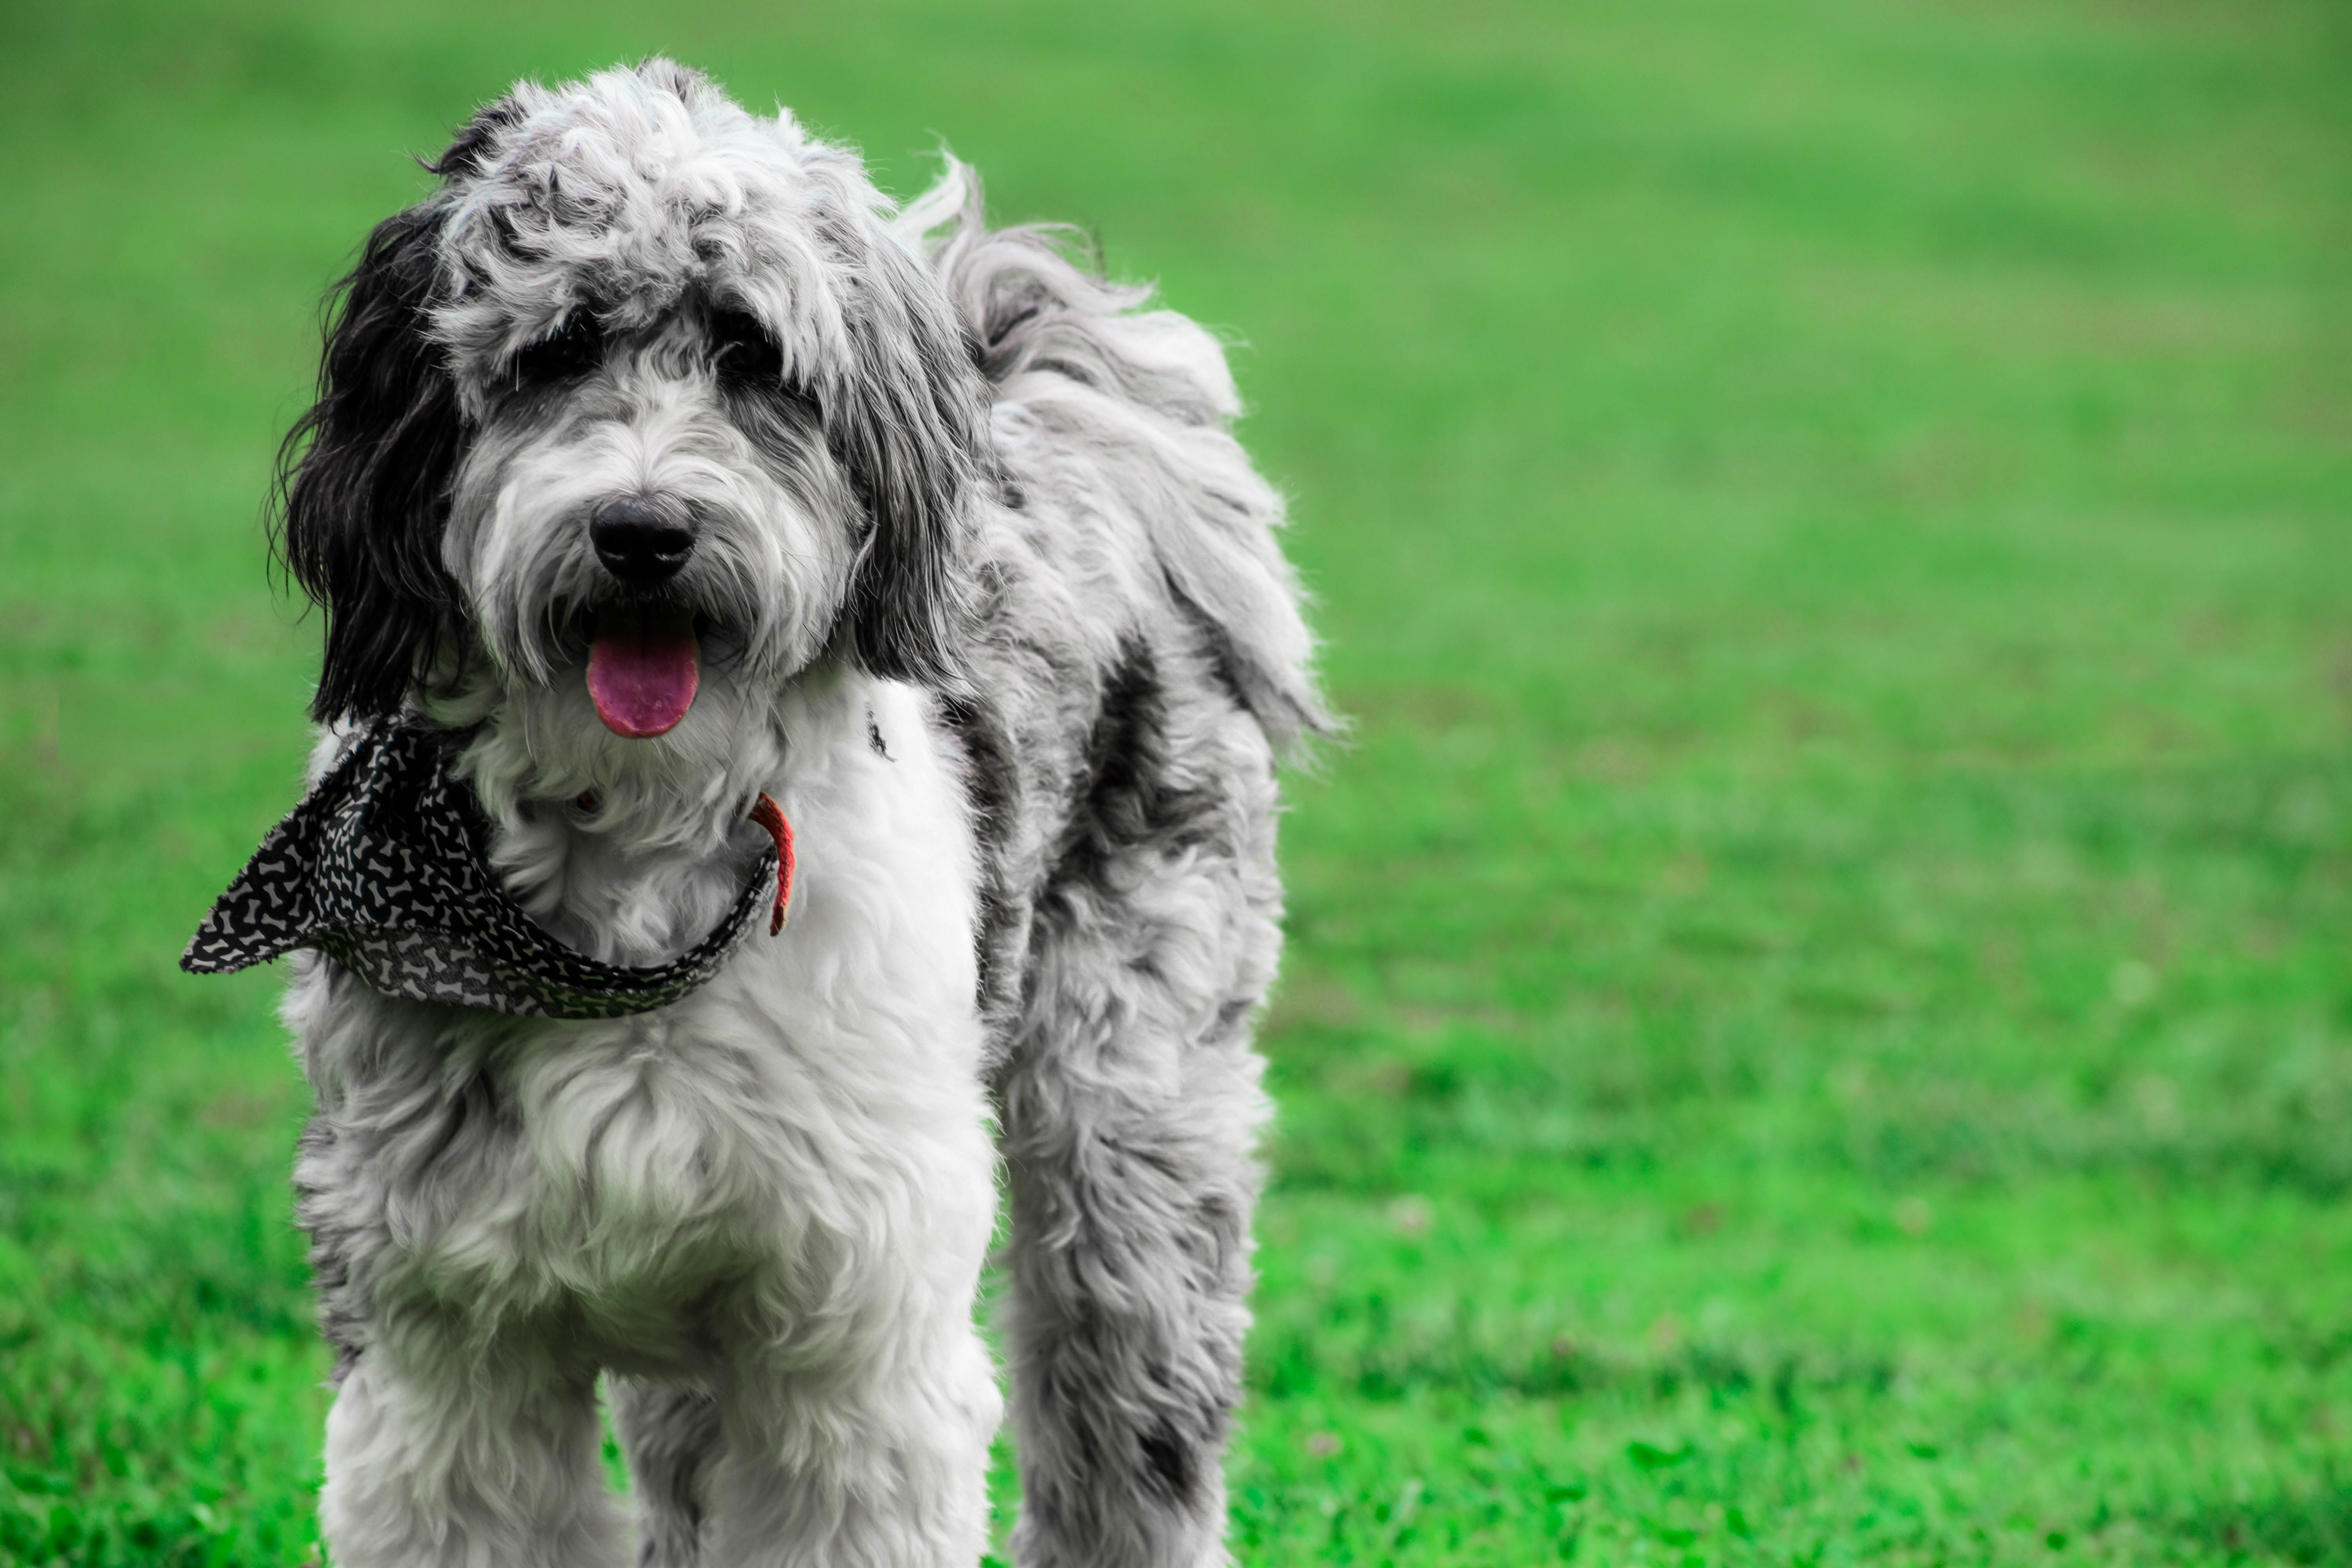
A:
[300,682,993,1327]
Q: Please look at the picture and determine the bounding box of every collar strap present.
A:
[748,791,795,936]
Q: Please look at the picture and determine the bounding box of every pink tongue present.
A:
[588,604,701,738]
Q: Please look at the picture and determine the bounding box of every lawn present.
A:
[2,0,2348,1563]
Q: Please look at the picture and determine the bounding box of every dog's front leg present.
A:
[699,1315,999,1568]
[320,1317,628,1568]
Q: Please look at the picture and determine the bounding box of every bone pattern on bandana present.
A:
[181,719,787,1018]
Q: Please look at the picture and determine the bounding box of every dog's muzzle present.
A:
[583,499,706,738]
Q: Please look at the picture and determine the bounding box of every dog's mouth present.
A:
[587,601,702,737]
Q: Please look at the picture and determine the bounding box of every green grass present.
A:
[4,0,2349,1561]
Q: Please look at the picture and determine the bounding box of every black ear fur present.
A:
[275,105,515,724]
[275,203,460,724]
[821,231,990,688]
[428,96,524,180]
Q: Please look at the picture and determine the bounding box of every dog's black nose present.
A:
[590,501,696,586]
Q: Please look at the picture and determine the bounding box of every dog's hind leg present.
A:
[997,679,1284,1568]
[612,1378,723,1568]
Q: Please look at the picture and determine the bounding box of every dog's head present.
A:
[279,61,984,779]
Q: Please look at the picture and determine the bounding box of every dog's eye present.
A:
[514,313,605,385]
[712,308,786,391]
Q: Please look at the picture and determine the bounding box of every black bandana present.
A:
[182,719,793,1019]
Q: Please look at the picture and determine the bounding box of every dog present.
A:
[241,57,1326,1568]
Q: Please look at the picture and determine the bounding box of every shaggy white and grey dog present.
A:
[265,58,1324,1568]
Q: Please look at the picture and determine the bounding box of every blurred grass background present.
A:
[2,0,2349,1562]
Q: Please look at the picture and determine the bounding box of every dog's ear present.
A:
[820,229,989,689]
[277,106,517,723]
[276,201,461,724]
